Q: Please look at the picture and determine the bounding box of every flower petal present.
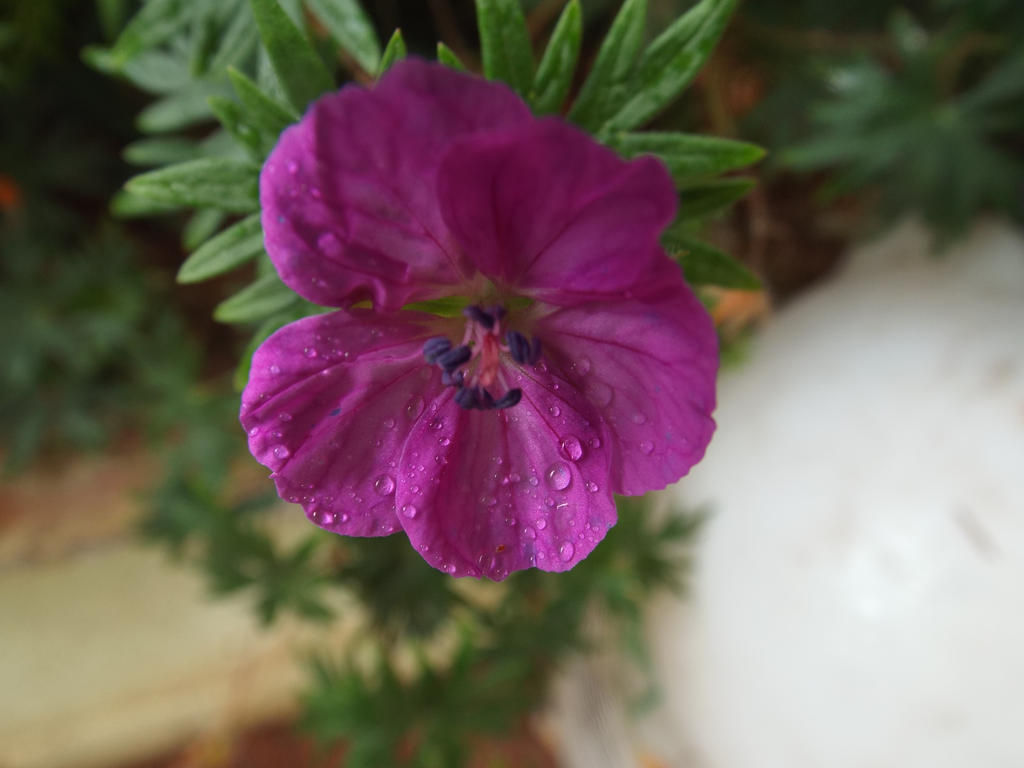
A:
[241,308,452,536]
[395,368,616,579]
[261,59,532,310]
[535,264,718,495]
[437,119,677,304]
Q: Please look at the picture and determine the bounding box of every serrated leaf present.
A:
[182,208,227,251]
[378,29,406,76]
[662,232,759,289]
[567,0,646,130]
[123,137,204,167]
[126,158,260,213]
[110,189,184,217]
[476,0,534,96]
[136,79,233,133]
[676,177,754,220]
[306,0,381,75]
[215,273,297,323]
[209,1,260,72]
[602,0,739,133]
[436,42,466,71]
[105,0,192,63]
[209,95,265,157]
[179,214,265,283]
[119,51,190,94]
[228,67,298,143]
[531,0,582,115]
[609,132,764,184]
[249,0,335,113]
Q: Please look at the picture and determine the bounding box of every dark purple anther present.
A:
[506,330,530,364]
[454,386,480,410]
[463,305,494,329]
[478,387,496,409]
[488,305,507,323]
[437,344,471,371]
[441,369,465,387]
[423,336,452,364]
[492,388,522,409]
[529,337,542,365]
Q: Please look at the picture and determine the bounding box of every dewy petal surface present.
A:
[261,59,531,310]
[241,309,450,536]
[536,263,718,495]
[437,119,677,304]
[396,366,616,579]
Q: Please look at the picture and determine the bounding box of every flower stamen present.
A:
[421,304,541,411]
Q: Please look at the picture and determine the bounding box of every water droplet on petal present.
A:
[374,474,395,496]
[536,518,548,530]
[528,475,539,487]
[545,462,572,491]
[286,160,298,174]
[278,412,292,422]
[575,356,592,374]
[269,364,281,375]
[481,495,497,507]
[523,526,537,539]
[560,435,584,462]
[589,436,602,449]
[559,541,575,562]
[401,504,419,519]
[405,396,425,420]
[248,426,260,437]
[639,440,654,455]
[439,437,451,447]
[303,346,318,359]
[585,481,599,493]
[586,380,613,407]
[272,445,290,459]
[631,412,647,425]
[548,405,561,417]
[384,417,396,429]
[444,563,456,574]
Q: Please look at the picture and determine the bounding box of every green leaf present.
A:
[182,208,227,251]
[476,0,534,96]
[136,79,232,133]
[530,0,582,115]
[228,67,298,142]
[567,0,646,131]
[209,2,261,72]
[602,0,739,133]
[208,95,265,157]
[676,177,754,220]
[436,42,466,71]
[123,137,204,167]
[179,214,265,283]
[249,0,335,113]
[125,158,260,213]
[109,189,184,217]
[609,132,764,184]
[662,232,759,289]
[306,0,381,74]
[378,28,406,76]
[214,273,297,323]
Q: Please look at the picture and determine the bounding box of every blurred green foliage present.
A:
[740,0,1024,244]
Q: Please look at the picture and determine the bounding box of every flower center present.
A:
[422,305,542,410]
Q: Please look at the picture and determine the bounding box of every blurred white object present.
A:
[649,219,1024,768]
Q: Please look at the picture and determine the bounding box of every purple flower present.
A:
[241,60,717,580]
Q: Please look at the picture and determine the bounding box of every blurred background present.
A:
[1,1,1022,767]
